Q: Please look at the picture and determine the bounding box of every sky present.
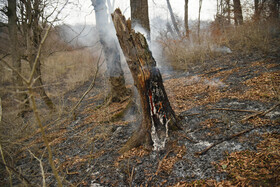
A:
[62,0,217,25]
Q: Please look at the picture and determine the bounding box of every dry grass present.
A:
[158,21,280,71]
[42,48,102,97]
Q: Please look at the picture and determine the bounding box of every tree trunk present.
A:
[254,0,260,20]
[7,0,29,116]
[130,0,151,40]
[27,0,55,111]
[225,0,231,24]
[269,0,279,19]
[233,0,243,26]
[185,0,189,38]
[92,0,130,102]
[198,0,203,41]
[112,9,180,153]
[166,0,181,37]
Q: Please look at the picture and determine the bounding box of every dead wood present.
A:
[241,103,280,122]
[0,161,32,186]
[112,9,179,153]
[208,107,260,113]
[195,124,274,156]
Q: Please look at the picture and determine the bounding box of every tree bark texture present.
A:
[166,0,181,37]
[130,0,150,40]
[233,0,244,26]
[112,9,180,153]
[7,0,29,115]
[184,0,189,38]
[92,0,129,102]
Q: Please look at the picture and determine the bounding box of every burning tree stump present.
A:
[112,9,180,153]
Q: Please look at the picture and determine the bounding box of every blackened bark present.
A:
[233,0,243,26]
[130,0,150,40]
[112,9,180,153]
[92,0,129,102]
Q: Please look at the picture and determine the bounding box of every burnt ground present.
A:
[1,49,280,186]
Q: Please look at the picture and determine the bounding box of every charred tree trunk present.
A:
[166,0,181,37]
[233,0,243,26]
[130,0,151,41]
[92,0,130,103]
[112,9,180,153]
[185,0,189,38]
[7,0,29,116]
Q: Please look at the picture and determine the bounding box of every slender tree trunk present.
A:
[7,0,29,116]
[225,0,231,24]
[166,0,181,37]
[233,0,243,26]
[92,0,130,103]
[254,0,260,20]
[27,0,55,111]
[198,0,203,41]
[185,0,189,38]
[130,0,151,40]
[112,9,180,153]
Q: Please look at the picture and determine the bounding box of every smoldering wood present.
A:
[92,0,130,102]
[112,9,180,153]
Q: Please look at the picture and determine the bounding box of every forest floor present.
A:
[4,44,280,186]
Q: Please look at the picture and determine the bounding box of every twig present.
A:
[0,97,2,123]
[195,124,275,156]
[28,150,46,187]
[208,108,260,113]
[0,143,12,186]
[0,160,32,185]
[146,151,171,187]
[178,133,198,143]
[241,103,280,122]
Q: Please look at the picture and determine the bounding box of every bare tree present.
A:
[112,9,180,153]
[185,0,189,38]
[91,0,130,103]
[166,0,181,37]
[233,0,244,25]
[130,0,150,40]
